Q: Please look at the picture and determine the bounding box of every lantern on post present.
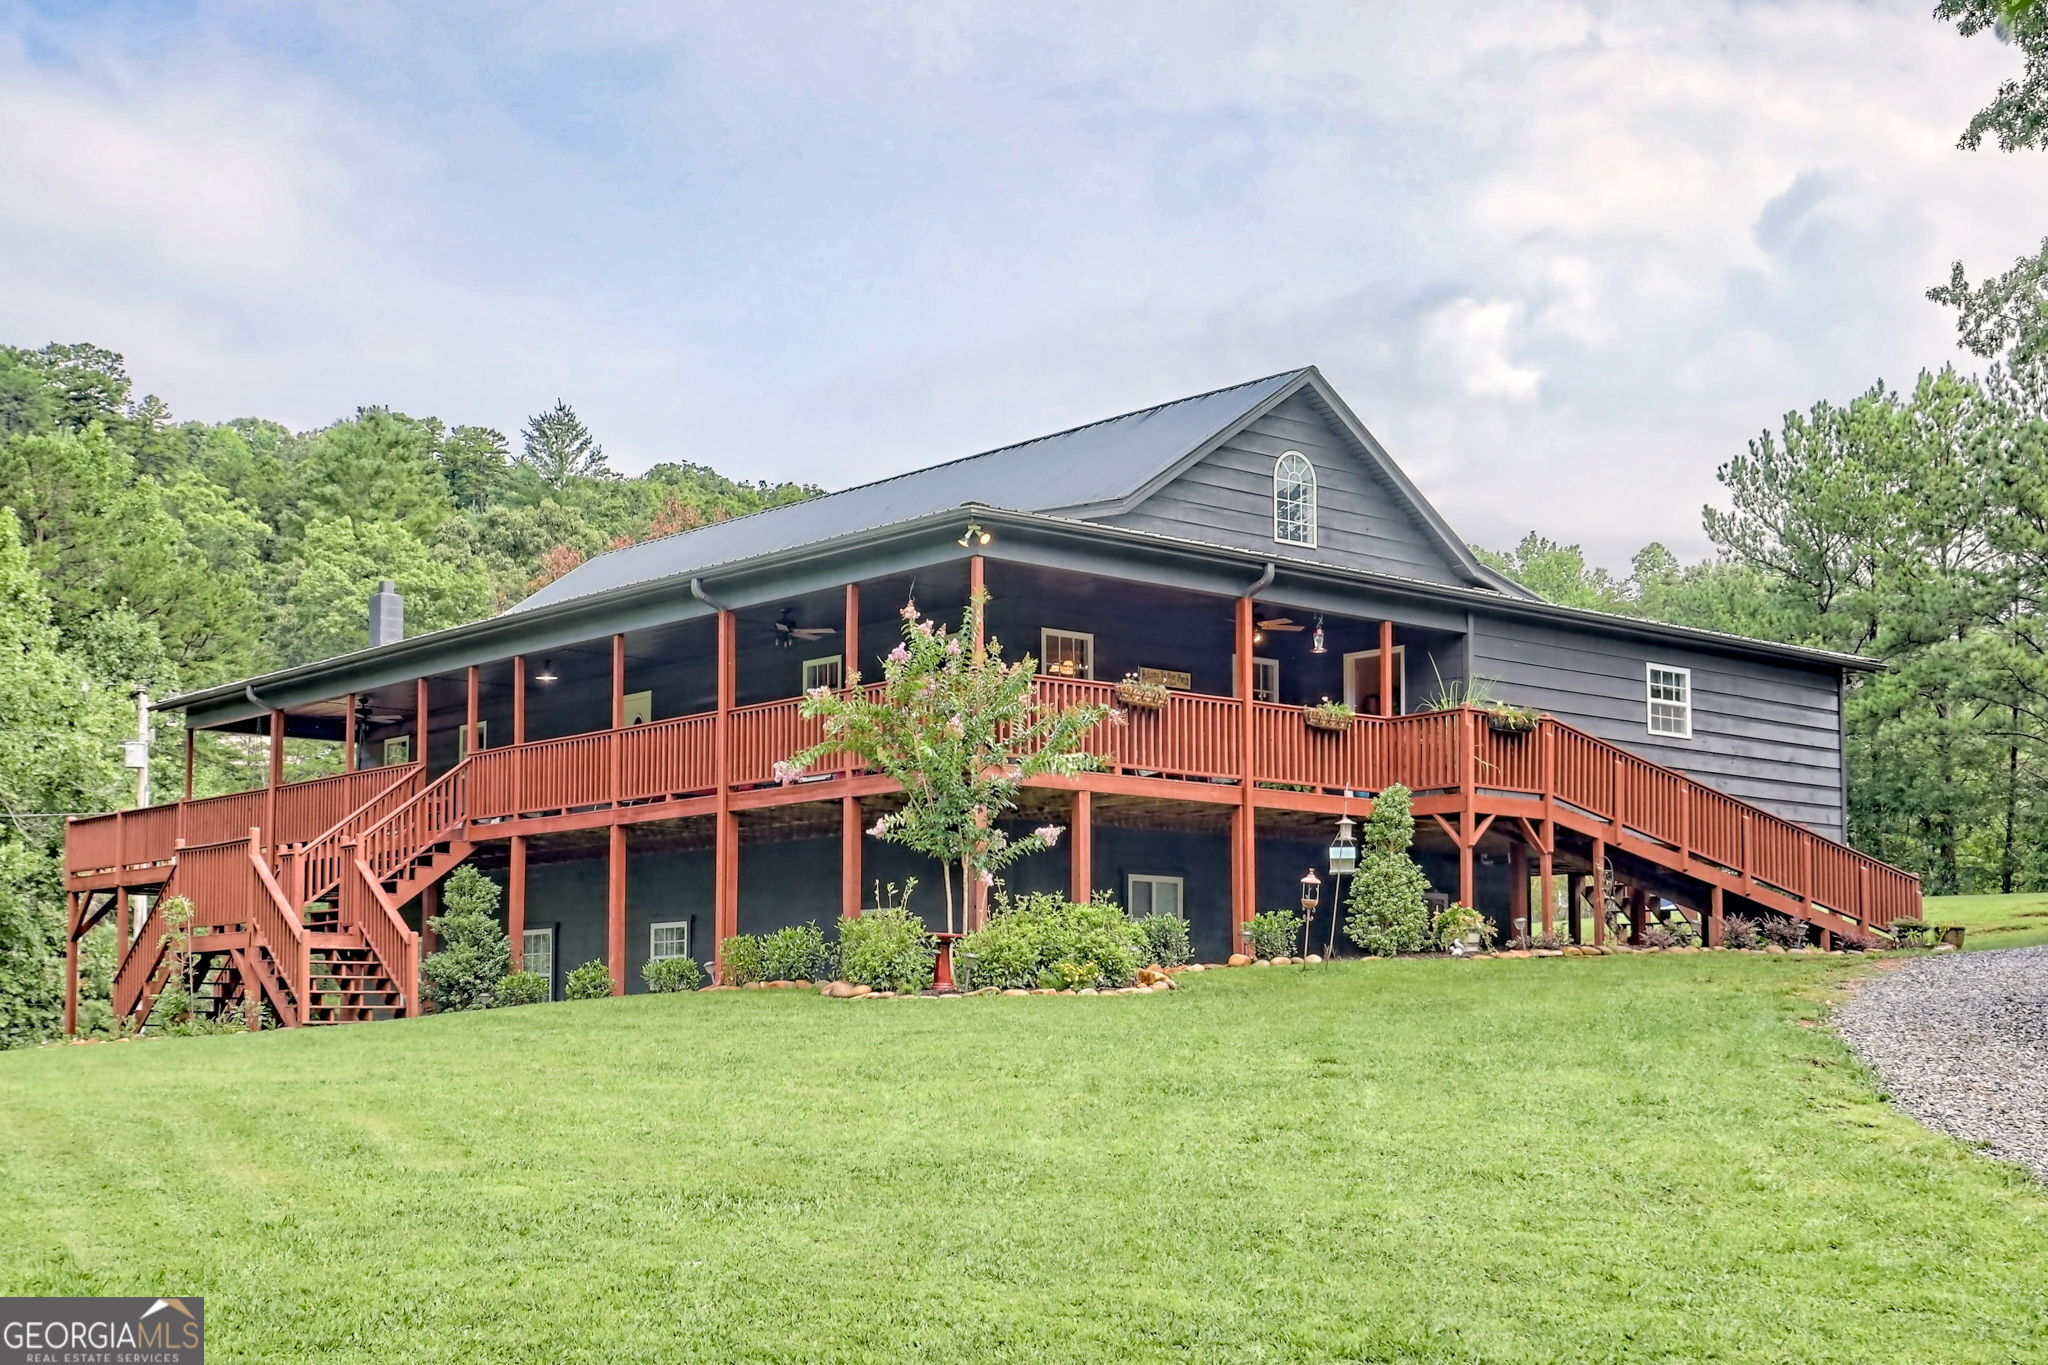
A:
[1327,814,1357,876]
[1299,868,1321,914]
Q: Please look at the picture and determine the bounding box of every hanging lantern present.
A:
[1299,868,1322,914]
[1310,615,1327,655]
[1327,814,1357,876]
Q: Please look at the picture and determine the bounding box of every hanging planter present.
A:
[1483,705,1541,735]
[1115,676,1170,710]
[1302,700,1356,733]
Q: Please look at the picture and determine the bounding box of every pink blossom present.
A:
[945,715,965,739]
[888,643,910,663]
[805,685,832,702]
[1108,707,1127,727]
[946,637,962,656]
[900,601,919,620]
[867,818,888,837]
[1035,824,1064,847]
[772,759,802,785]
[978,868,995,888]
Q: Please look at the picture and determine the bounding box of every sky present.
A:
[2,0,2044,567]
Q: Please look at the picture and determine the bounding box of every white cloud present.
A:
[1421,298,1543,402]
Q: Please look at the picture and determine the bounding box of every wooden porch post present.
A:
[1629,887,1648,946]
[416,677,430,768]
[713,610,738,975]
[1566,872,1583,944]
[183,726,195,800]
[421,881,440,957]
[841,795,862,919]
[1538,839,1555,937]
[466,666,480,757]
[1377,619,1395,717]
[610,633,626,807]
[966,557,988,932]
[115,886,130,950]
[512,655,527,817]
[969,555,986,660]
[1589,836,1606,946]
[1233,594,1257,951]
[265,707,284,849]
[843,582,860,683]
[1457,709,1477,911]
[343,693,357,773]
[608,823,627,995]
[1070,788,1093,904]
[63,893,78,1037]
[1706,884,1723,948]
[508,834,528,970]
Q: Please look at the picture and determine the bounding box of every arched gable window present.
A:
[1273,451,1316,546]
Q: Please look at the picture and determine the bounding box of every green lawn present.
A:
[1922,891,2048,950]
[4,959,2045,1363]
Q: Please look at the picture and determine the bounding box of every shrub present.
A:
[718,934,766,986]
[1759,916,1809,950]
[1887,917,1934,948]
[642,957,704,993]
[1834,927,1886,952]
[1530,927,1569,951]
[1132,912,1191,968]
[420,866,511,1011]
[495,971,549,1005]
[1431,902,1495,952]
[564,960,613,1000]
[760,922,836,982]
[1641,923,1682,949]
[957,892,1142,990]
[1039,960,1099,992]
[839,906,935,994]
[1721,915,1762,950]
[1344,785,1432,956]
[1245,909,1303,960]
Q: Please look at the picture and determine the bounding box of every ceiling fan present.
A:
[773,607,838,649]
[354,697,406,725]
[1229,604,1304,633]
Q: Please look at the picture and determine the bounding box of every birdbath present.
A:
[932,932,962,993]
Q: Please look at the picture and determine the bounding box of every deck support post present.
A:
[841,795,862,920]
[421,881,440,957]
[1706,884,1723,948]
[1589,836,1606,945]
[63,893,78,1037]
[115,886,130,950]
[1566,873,1583,944]
[1816,926,1832,952]
[1233,594,1257,952]
[1377,619,1394,717]
[1537,837,1554,937]
[608,823,627,995]
[343,693,357,773]
[966,556,987,931]
[508,834,528,970]
[1070,788,1093,904]
[1456,709,1478,913]
[713,610,738,976]
[1628,887,1648,946]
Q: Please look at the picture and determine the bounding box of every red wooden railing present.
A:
[342,858,420,1018]
[72,689,1922,943]
[113,830,310,1024]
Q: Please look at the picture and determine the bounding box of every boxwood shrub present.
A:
[957,893,1143,991]
[642,957,704,993]
[838,906,934,994]
[563,960,613,1000]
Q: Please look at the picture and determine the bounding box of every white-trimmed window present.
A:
[1646,664,1692,738]
[802,655,844,692]
[522,927,555,998]
[1040,629,1094,679]
[1232,655,1281,703]
[1273,451,1317,546]
[1127,874,1184,918]
[650,920,690,962]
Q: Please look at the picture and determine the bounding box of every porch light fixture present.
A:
[1299,868,1321,915]
[1310,616,1327,655]
[1327,814,1357,876]
[957,520,991,547]
[534,658,560,684]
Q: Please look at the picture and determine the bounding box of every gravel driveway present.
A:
[1834,946,2048,1182]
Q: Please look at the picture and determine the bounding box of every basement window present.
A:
[1127,874,1184,918]
[650,920,690,962]
[1040,629,1095,680]
[522,927,555,999]
[1646,664,1692,739]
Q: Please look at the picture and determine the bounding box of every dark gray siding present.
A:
[1099,394,1473,587]
[1469,613,1846,839]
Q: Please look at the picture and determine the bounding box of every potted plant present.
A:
[1303,699,1356,733]
[1115,672,1170,710]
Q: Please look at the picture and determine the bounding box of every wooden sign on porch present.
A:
[1138,667,1193,691]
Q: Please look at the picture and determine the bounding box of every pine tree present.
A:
[420,866,510,1011]
[518,400,608,488]
[1343,784,1431,957]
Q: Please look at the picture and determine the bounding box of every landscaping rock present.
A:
[1534,949,1564,958]
[1253,959,1273,968]
[1003,988,1029,996]
[1227,954,1252,967]
[1077,987,1098,995]
[1305,954,1323,964]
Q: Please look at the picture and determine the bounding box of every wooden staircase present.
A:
[114,761,481,1031]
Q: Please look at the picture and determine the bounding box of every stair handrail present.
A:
[349,759,472,884]
[347,855,421,1017]
[243,836,310,1026]
[290,762,427,906]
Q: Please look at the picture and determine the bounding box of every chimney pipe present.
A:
[369,580,404,647]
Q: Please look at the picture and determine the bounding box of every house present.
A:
[61,366,1917,1028]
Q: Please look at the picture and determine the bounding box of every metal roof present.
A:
[512,368,1310,612]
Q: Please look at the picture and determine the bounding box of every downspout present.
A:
[690,577,730,613]
[1243,561,1276,600]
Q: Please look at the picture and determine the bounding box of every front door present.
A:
[1343,647,1406,716]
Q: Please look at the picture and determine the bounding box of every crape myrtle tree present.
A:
[781,590,1109,933]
